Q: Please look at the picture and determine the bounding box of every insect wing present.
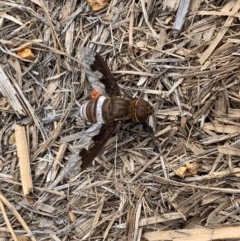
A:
[64,123,102,177]
[80,123,117,170]
[93,51,120,96]
[80,48,120,96]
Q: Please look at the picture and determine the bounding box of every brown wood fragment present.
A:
[218,146,240,157]
[49,143,68,181]
[203,121,240,134]
[15,125,33,195]
[139,213,183,227]
[0,200,18,241]
[143,226,240,241]
[0,193,37,241]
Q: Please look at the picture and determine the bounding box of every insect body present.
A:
[79,96,153,123]
[65,48,153,175]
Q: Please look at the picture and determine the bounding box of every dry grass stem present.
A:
[1,0,240,240]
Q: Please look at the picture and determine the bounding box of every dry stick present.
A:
[103,218,115,240]
[11,70,49,142]
[130,155,160,182]
[173,0,191,34]
[50,143,68,182]
[90,195,105,238]
[0,193,37,241]
[15,124,33,196]
[38,0,63,52]
[151,174,240,194]
[0,200,18,241]
[143,226,240,241]
[31,99,74,161]
[218,146,240,157]
[197,9,240,17]
[134,197,142,241]
[0,66,24,115]
[1,177,65,197]
[140,0,158,38]
[199,0,240,64]
[128,0,135,52]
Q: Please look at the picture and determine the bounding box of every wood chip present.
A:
[143,226,240,241]
[15,125,33,195]
[0,67,25,115]
[1,0,240,240]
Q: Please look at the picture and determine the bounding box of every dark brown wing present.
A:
[80,123,117,170]
[92,51,120,96]
[81,48,120,96]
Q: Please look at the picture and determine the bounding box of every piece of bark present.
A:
[15,124,33,195]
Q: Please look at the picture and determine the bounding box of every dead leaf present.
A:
[87,0,110,11]
[17,48,35,60]
[174,162,198,178]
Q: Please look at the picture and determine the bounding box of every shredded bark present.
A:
[1,0,240,240]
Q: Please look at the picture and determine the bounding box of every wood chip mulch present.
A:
[1,0,240,240]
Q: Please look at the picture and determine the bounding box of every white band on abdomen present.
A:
[79,102,88,120]
[96,96,106,123]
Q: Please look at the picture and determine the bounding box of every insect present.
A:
[65,48,153,176]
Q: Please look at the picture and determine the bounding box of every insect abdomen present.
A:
[79,96,152,123]
[79,96,110,123]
